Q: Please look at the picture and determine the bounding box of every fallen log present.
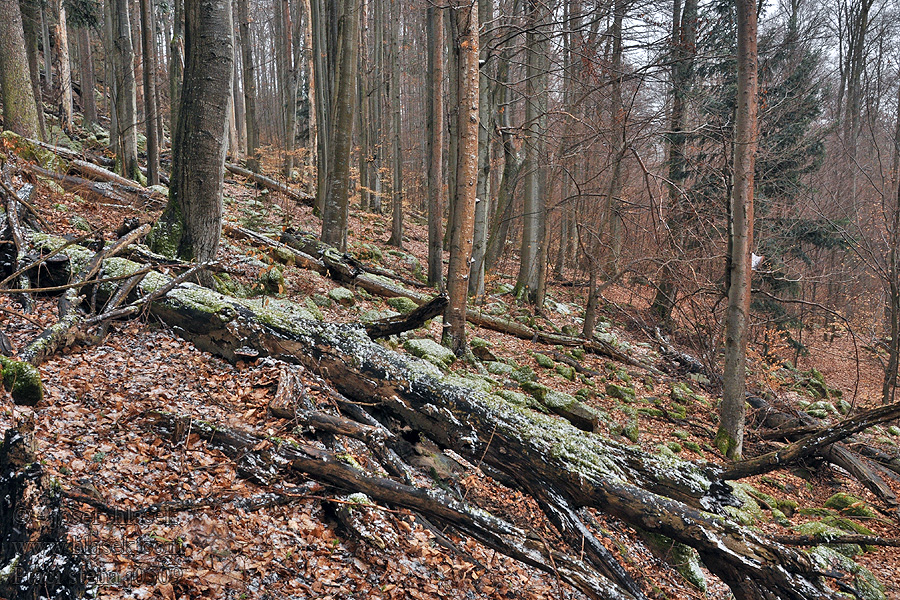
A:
[23,136,115,167]
[364,294,448,338]
[225,162,314,206]
[28,165,165,206]
[71,159,147,190]
[123,270,838,599]
[148,410,640,600]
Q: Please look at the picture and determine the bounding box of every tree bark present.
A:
[426,3,444,288]
[319,0,359,251]
[147,0,233,272]
[113,0,140,180]
[515,0,548,307]
[77,25,98,131]
[18,0,48,139]
[237,0,258,171]
[718,0,758,460]
[52,0,73,130]
[140,0,160,186]
[169,0,184,133]
[386,0,404,248]
[442,2,479,354]
[0,0,43,138]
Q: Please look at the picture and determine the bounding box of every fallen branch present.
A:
[364,294,448,338]
[772,534,900,547]
[225,162,314,206]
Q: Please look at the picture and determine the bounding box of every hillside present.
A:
[2,137,900,600]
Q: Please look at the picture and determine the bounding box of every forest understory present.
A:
[1,135,900,600]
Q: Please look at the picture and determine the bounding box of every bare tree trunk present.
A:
[169,0,184,135]
[19,0,47,139]
[147,0,233,272]
[442,2,478,354]
[386,0,403,247]
[426,3,444,288]
[319,0,360,251]
[237,0,259,171]
[77,26,97,131]
[41,1,52,95]
[52,0,73,130]
[718,0,758,460]
[357,1,370,211]
[0,0,42,138]
[650,0,698,324]
[515,0,548,307]
[279,0,301,178]
[113,0,140,180]
[468,0,493,299]
[231,5,246,155]
[140,0,160,186]
[882,79,900,405]
[310,0,333,212]
[368,0,383,214]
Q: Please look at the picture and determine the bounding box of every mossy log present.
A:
[225,162,314,206]
[129,275,837,600]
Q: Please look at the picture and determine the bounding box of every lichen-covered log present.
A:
[126,274,838,599]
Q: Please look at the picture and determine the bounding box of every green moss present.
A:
[606,383,635,402]
[776,499,798,517]
[673,429,689,440]
[510,366,537,384]
[555,364,576,380]
[638,407,666,418]
[771,508,791,526]
[386,296,419,314]
[0,357,43,406]
[806,547,885,600]
[533,352,555,369]
[642,532,707,591]
[824,493,876,518]
[1,130,67,171]
[714,428,739,458]
[486,361,514,376]
[683,441,702,454]
[256,266,285,294]
[520,380,550,402]
[623,419,640,443]
[667,404,687,420]
[798,507,837,518]
[302,298,325,321]
[146,201,185,259]
[723,483,765,526]
[793,521,862,557]
[328,286,356,306]
[404,338,456,369]
[667,442,682,453]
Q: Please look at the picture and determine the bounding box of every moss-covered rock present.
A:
[386,296,419,314]
[520,380,550,402]
[403,338,456,369]
[485,361,514,376]
[824,492,876,518]
[670,382,695,404]
[806,546,885,600]
[776,498,798,518]
[555,364,576,381]
[360,309,401,323]
[328,286,356,306]
[793,521,862,557]
[311,293,332,308]
[723,483,765,526]
[510,366,537,384]
[642,532,707,592]
[256,266,285,294]
[0,357,43,406]
[606,383,635,402]
[623,419,640,443]
[683,441,702,454]
[533,352,554,369]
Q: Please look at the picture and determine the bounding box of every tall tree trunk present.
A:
[0,0,43,138]
[310,0,334,212]
[41,1,52,96]
[104,0,118,153]
[147,0,233,273]
[231,2,246,155]
[881,79,900,405]
[113,0,140,180]
[717,0,758,460]
[140,0,160,186]
[19,0,47,139]
[77,26,97,131]
[444,11,458,250]
[426,3,444,288]
[279,0,300,178]
[386,0,403,247]
[650,0,698,324]
[468,0,493,299]
[357,0,370,211]
[442,2,478,354]
[515,0,548,307]
[367,0,383,214]
[237,0,259,171]
[319,0,360,251]
[169,0,184,134]
[52,0,73,130]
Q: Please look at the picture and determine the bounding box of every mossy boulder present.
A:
[806,546,885,600]
[793,521,862,557]
[606,383,635,402]
[0,357,43,406]
[386,296,419,314]
[670,382,695,404]
[824,493,876,518]
[485,362,514,376]
[555,364,576,381]
[328,286,356,306]
[520,380,550,403]
[623,419,640,443]
[403,338,456,370]
[360,309,401,323]
[723,483,765,526]
[510,366,537,384]
[256,266,285,294]
[806,400,836,419]
[533,352,554,369]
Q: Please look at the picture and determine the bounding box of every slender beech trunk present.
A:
[651,0,698,324]
[113,0,140,180]
[368,0,383,214]
[468,0,493,299]
[515,0,548,307]
[148,0,233,274]
[0,0,42,138]
[357,0,370,211]
[319,0,360,251]
[717,0,758,460]
[77,26,97,131]
[237,0,259,171]
[19,0,47,139]
[169,0,184,133]
[104,0,118,153]
[442,2,478,354]
[386,0,403,247]
[140,0,160,185]
[882,79,900,405]
[310,0,333,211]
[41,1,52,95]
[444,11,459,250]
[52,0,73,130]
[426,3,444,288]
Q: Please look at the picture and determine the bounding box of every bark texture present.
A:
[147,0,233,269]
[0,0,42,138]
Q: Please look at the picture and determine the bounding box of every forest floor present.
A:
[2,154,900,600]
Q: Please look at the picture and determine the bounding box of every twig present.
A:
[1,267,154,294]
[0,304,44,328]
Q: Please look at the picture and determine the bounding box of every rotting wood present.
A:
[1,177,35,311]
[225,162,314,206]
[28,165,165,206]
[772,534,900,547]
[147,410,640,600]
[364,294,448,339]
[23,136,115,167]
[71,159,146,189]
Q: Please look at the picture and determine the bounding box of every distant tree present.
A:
[112,0,140,180]
[139,0,160,185]
[425,2,444,288]
[147,0,233,275]
[0,0,42,138]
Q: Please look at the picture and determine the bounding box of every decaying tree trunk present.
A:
[84,262,838,600]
